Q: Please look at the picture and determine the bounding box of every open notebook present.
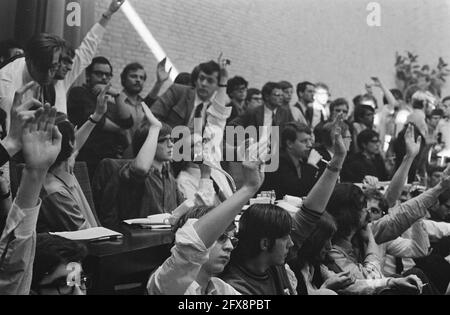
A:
[50,227,123,241]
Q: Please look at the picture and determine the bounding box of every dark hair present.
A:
[173,205,215,233]
[31,234,87,290]
[281,122,311,150]
[314,82,329,92]
[53,114,75,166]
[430,108,444,117]
[438,189,450,205]
[278,80,293,90]
[383,89,403,105]
[330,98,349,114]
[356,129,379,151]
[120,62,146,86]
[295,212,336,267]
[226,76,248,96]
[352,94,363,107]
[296,81,315,96]
[61,44,75,63]
[246,88,262,102]
[25,33,65,71]
[132,118,172,156]
[190,60,220,85]
[232,204,292,261]
[0,108,7,139]
[441,96,450,104]
[0,39,23,60]
[326,183,367,240]
[261,82,282,102]
[86,56,113,77]
[364,188,389,215]
[174,72,191,86]
[354,104,375,123]
[412,99,425,110]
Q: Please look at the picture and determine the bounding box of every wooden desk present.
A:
[84,224,174,295]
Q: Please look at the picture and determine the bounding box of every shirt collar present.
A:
[50,167,76,188]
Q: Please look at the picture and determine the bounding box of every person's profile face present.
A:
[303,85,315,103]
[282,87,293,105]
[442,100,450,118]
[204,230,235,275]
[361,109,375,127]
[268,235,293,266]
[429,115,442,127]
[247,93,263,110]
[289,132,312,160]
[54,57,72,80]
[267,88,283,107]
[155,135,174,162]
[124,69,146,94]
[230,85,247,102]
[195,70,219,101]
[314,88,329,105]
[30,49,61,84]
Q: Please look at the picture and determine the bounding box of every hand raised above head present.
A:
[404,124,422,158]
[217,52,230,84]
[156,57,172,83]
[107,0,125,15]
[331,113,347,158]
[22,105,62,171]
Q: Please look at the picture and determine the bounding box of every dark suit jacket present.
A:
[341,152,389,183]
[151,83,196,128]
[260,151,319,199]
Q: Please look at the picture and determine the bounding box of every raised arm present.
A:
[384,124,421,207]
[145,58,172,105]
[194,160,264,248]
[371,77,399,108]
[303,114,347,212]
[74,84,110,153]
[131,103,161,175]
[98,0,125,28]
[0,105,61,295]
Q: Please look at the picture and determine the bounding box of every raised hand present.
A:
[142,102,162,128]
[331,113,347,158]
[241,159,264,192]
[106,0,125,15]
[217,52,230,84]
[93,83,111,120]
[22,105,61,171]
[371,76,382,87]
[404,124,422,159]
[156,57,172,83]
[363,175,379,189]
[5,81,42,155]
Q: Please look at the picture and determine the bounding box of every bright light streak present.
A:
[121,1,179,81]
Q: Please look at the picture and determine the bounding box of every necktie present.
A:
[192,102,204,134]
[194,103,204,118]
[272,110,276,126]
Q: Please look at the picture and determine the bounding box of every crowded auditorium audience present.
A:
[1,0,450,296]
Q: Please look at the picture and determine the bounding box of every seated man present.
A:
[147,158,264,295]
[226,76,248,124]
[67,56,133,179]
[341,129,389,183]
[220,204,296,295]
[38,85,112,232]
[260,122,321,199]
[116,106,183,219]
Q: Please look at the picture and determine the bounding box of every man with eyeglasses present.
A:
[0,33,65,130]
[341,129,389,183]
[67,56,133,179]
[245,88,263,111]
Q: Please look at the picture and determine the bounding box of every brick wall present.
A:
[93,0,450,100]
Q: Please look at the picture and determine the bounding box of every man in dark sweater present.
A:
[341,129,389,183]
[260,122,322,199]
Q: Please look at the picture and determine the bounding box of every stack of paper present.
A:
[50,227,123,242]
[123,213,172,229]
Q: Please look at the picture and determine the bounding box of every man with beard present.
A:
[67,56,133,179]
